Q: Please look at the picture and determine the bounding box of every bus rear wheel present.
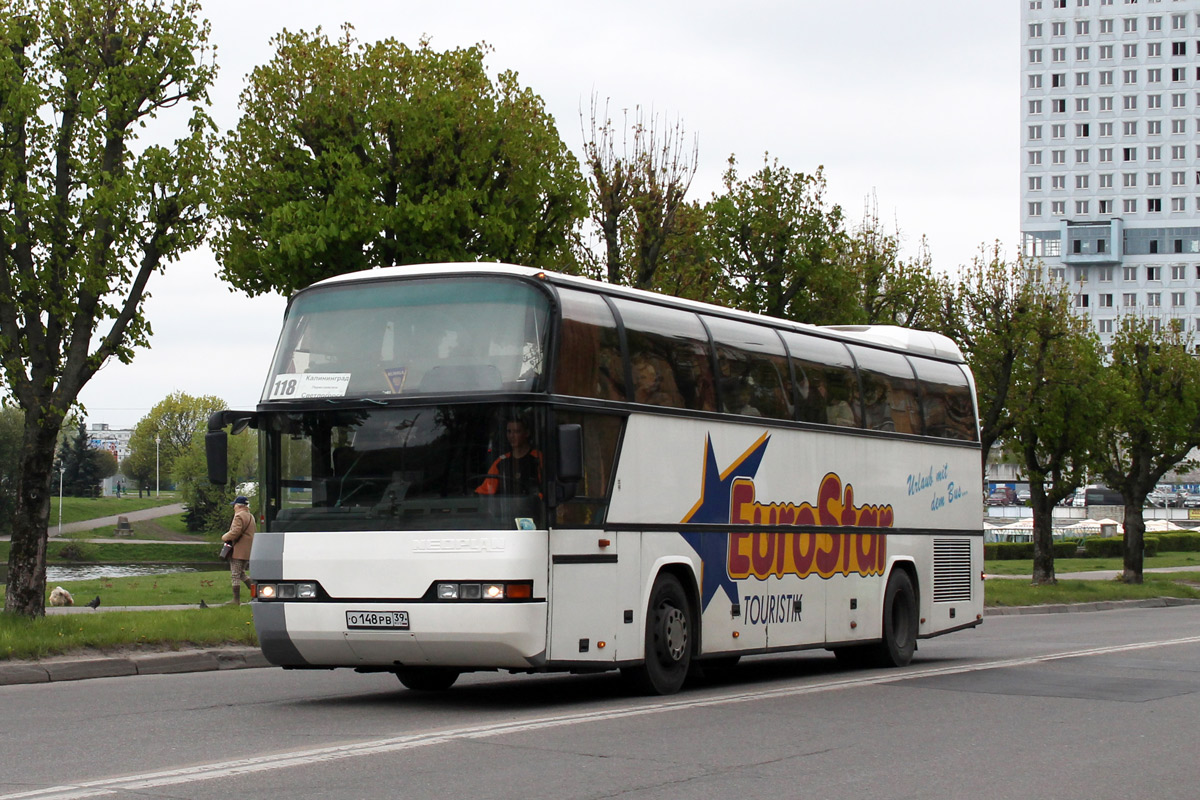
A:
[396,667,460,691]
[872,569,918,667]
[624,573,692,695]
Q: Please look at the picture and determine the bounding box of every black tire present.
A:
[396,667,460,691]
[624,573,693,695]
[872,569,918,667]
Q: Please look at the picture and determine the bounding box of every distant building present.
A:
[88,423,133,495]
[1020,0,1200,346]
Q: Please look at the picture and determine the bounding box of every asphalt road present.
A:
[3,605,1200,800]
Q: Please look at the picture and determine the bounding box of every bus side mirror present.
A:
[557,424,583,484]
[206,431,229,486]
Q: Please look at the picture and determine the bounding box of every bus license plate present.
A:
[346,610,409,630]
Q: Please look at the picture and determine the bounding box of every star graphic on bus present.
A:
[681,432,770,610]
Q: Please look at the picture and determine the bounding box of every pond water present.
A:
[0,564,210,584]
[46,564,204,581]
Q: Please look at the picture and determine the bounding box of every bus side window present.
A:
[705,316,794,420]
[913,359,978,441]
[780,331,858,427]
[554,289,626,401]
[554,412,623,527]
[612,299,716,412]
[850,346,922,435]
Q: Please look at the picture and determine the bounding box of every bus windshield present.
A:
[263,404,547,532]
[264,277,550,401]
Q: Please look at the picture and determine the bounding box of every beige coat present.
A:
[222,505,256,560]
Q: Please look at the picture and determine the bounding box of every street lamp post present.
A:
[57,464,64,537]
[155,434,160,498]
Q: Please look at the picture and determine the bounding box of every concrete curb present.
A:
[0,646,270,687]
[985,596,1200,616]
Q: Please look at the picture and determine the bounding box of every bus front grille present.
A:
[932,538,973,603]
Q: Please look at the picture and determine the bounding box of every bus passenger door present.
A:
[548,531,621,663]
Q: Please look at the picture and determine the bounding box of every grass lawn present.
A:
[0,604,256,661]
[48,493,180,525]
[985,552,1200,576]
[985,571,1200,607]
[59,513,215,542]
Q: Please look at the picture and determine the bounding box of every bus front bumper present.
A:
[253,600,548,671]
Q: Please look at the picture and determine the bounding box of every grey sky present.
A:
[76,0,1018,429]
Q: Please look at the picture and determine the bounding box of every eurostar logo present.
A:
[680,432,771,610]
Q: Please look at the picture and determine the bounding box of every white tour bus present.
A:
[207,263,983,694]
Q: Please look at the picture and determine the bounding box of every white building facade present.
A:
[1021,0,1200,344]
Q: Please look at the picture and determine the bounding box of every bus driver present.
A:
[476,417,543,495]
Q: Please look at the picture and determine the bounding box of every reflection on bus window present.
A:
[912,359,978,441]
[614,299,716,412]
[851,346,922,435]
[554,289,626,401]
[266,278,550,401]
[782,331,859,428]
[706,316,794,420]
[554,412,623,527]
[266,404,546,531]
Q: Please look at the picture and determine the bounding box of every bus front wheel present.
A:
[396,667,460,691]
[624,573,692,695]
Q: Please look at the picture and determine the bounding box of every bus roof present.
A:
[306,263,967,363]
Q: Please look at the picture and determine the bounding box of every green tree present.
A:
[174,425,255,532]
[0,0,216,617]
[214,28,586,296]
[941,247,1031,468]
[55,422,102,497]
[123,392,227,494]
[1007,281,1106,585]
[580,97,698,289]
[706,155,855,324]
[1092,316,1200,584]
[843,199,943,329]
[0,405,22,531]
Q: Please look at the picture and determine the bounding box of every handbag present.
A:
[218,542,233,561]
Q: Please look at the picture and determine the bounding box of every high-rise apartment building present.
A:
[1020,0,1200,343]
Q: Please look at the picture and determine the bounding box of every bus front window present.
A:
[264,277,550,401]
[265,405,546,532]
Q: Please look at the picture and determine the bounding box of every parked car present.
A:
[1016,489,1032,504]
[986,487,1016,506]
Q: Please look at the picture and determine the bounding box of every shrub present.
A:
[1153,532,1200,552]
[1080,535,1159,558]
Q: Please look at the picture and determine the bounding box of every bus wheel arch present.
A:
[623,566,697,695]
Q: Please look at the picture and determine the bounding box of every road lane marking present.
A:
[7,633,1200,800]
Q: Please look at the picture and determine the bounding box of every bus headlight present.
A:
[431,581,533,601]
[254,581,320,601]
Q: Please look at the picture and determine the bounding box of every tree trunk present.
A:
[1121,502,1145,584]
[1030,492,1057,586]
[3,412,62,617]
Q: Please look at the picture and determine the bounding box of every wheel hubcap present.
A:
[661,605,687,662]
